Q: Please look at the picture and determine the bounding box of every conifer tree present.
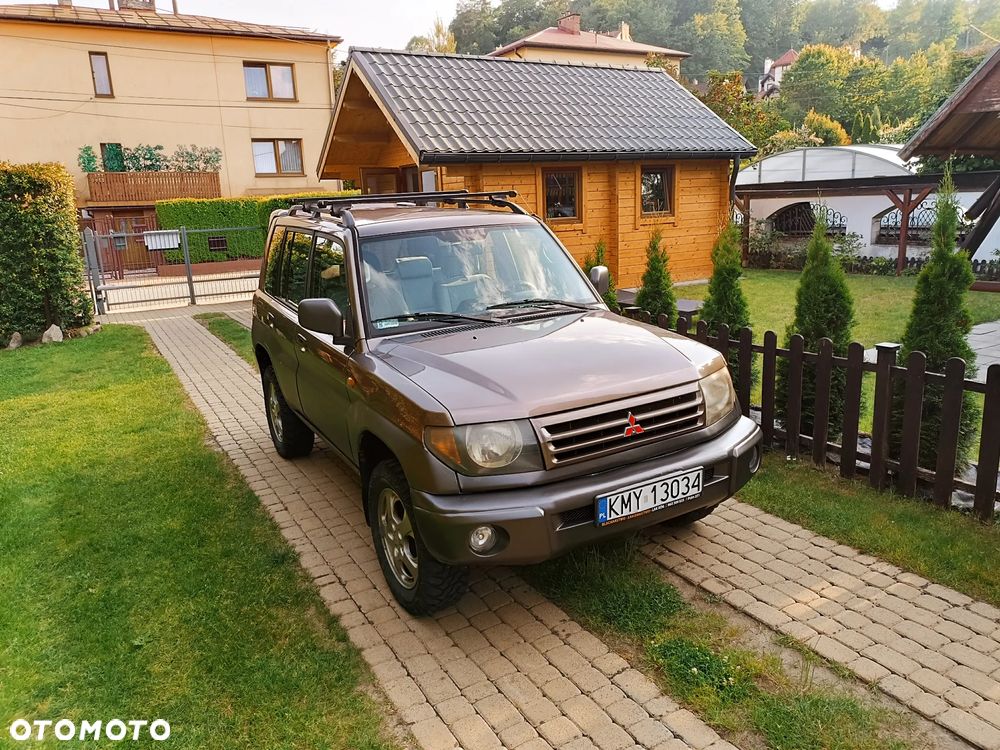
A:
[635,229,676,327]
[776,215,855,438]
[892,169,979,469]
[701,223,753,383]
[583,239,619,310]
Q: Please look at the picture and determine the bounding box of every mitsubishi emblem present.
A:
[624,412,645,437]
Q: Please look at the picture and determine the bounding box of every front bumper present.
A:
[411,415,762,565]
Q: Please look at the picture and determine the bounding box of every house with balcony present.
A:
[0,0,340,234]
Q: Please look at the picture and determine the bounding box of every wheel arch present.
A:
[358,431,398,525]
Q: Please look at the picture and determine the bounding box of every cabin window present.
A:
[640,166,674,214]
[243,62,296,100]
[89,52,113,97]
[542,169,580,220]
[252,139,304,176]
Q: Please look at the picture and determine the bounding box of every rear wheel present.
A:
[262,366,313,459]
[368,459,468,615]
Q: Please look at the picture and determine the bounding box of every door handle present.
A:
[266,312,275,328]
[296,333,307,352]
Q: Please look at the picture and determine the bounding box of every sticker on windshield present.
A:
[374,319,399,330]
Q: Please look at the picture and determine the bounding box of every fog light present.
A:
[748,445,762,474]
[469,525,497,553]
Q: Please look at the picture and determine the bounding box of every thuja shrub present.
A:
[700,223,753,383]
[776,216,855,438]
[891,170,979,470]
[582,239,619,310]
[0,162,93,345]
[635,229,677,326]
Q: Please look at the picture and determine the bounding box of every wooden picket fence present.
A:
[622,308,1000,522]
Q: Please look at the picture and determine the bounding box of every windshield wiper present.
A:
[486,298,594,311]
[371,311,494,327]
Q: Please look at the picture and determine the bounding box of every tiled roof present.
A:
[349,49,756,163]
[0,3,339,42]
[770,49,798,70]
[490,26,689,59]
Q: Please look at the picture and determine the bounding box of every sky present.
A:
[19,0,461,51]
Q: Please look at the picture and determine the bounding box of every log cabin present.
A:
[317,49,756,286]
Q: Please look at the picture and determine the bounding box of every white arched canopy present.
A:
[737,145,913,185]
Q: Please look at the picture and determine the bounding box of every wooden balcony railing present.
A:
[87,171,222,203]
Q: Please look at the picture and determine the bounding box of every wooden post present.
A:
[716,323,730,360]
[786,335,805,458]
[974,364,1000,522]
[812,338,833,467]
[898,350,927,496]
[933,357,967,507]
[870,342,900,490]
[761,331,777,449]
[737,327,753,417]
[840,342,864,479]
[886,186,933,277]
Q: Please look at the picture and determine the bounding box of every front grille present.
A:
[558,504,595,528]
[534,385,704,468]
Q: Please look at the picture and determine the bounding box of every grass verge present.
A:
[739,460,1000,607]
[0,326,397,750]
[194,312,256,367]
[525,542,917,750]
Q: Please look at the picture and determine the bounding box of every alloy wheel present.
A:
[377,488,418,589]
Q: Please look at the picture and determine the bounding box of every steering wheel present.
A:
[507,281,541,298]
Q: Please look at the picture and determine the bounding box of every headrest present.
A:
[395,256,433,280]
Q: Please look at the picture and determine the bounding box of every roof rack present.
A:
[287,190,527,228]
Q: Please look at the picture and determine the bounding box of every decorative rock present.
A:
[6,332,22,350]
[41,324,63,344]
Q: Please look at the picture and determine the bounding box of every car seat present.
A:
[395,256,437,313]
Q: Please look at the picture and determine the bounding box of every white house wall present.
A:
[748,192,999,261]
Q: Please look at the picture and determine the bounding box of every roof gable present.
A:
[331,49,755,166]
[0,3,339,42]
[490,26,689,59]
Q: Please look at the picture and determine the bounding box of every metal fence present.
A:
[81,225,264,313]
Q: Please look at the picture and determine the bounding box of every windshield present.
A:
[359,224,598,331]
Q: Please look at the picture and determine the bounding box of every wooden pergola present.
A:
[899,44,1000,262]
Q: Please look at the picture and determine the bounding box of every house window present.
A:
[543,169,580,220]
[243,62,296,100]
[89,52,113,97]
[252,139,304,176]
[641,166,674,214]
[208,236,229,253]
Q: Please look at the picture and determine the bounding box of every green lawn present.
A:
[526,543,917,750]
[681,269,1000,346]
[0,327,397,750]
[740,460,1000,606]
[194,312,256,367]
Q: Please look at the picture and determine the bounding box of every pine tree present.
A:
[635,230,677,327]
[701,223,753,384]
[891,169,979,470]
[583,239,619,311]
[776,215,855,438]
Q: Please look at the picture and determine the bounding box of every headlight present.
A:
[700,367,736,427]
[425,420,544,475]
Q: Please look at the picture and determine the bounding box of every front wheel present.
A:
[368,459,468,615]
[262,366,313,459]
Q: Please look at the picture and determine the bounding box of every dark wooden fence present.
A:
[622,308,1000,522]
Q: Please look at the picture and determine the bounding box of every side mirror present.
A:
[298,298,345,339]
[589,265,610,296]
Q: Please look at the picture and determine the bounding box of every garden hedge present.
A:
[155,191,358,263]
[0,162,92,345]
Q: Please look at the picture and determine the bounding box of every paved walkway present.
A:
[970,321,1000,374]
[106,304,1000,750]
[108,306,730,750]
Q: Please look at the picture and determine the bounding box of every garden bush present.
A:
[776,216,856,438]
[582,239,618,310]
[0,162,92,345]
[891,171,979,470]
[155,191,358,263]
[700,223,753,384]
[635,230,676,326]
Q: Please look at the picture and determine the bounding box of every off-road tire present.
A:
[670,502,720,526]
[368,459,468,616]
[262,365,314,459]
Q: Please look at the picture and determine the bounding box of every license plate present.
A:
[596,467,703,527]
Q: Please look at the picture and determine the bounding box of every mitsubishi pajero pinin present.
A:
[251,191,762,614]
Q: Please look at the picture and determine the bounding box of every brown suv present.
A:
[252,191,762,614]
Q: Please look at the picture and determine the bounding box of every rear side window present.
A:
[263,226,287,295]
[278,231,312,305]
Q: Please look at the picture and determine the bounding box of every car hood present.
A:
[372,310,725,424]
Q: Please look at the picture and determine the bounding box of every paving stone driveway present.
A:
[110,305,1000,750]
[110,307,729,750]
